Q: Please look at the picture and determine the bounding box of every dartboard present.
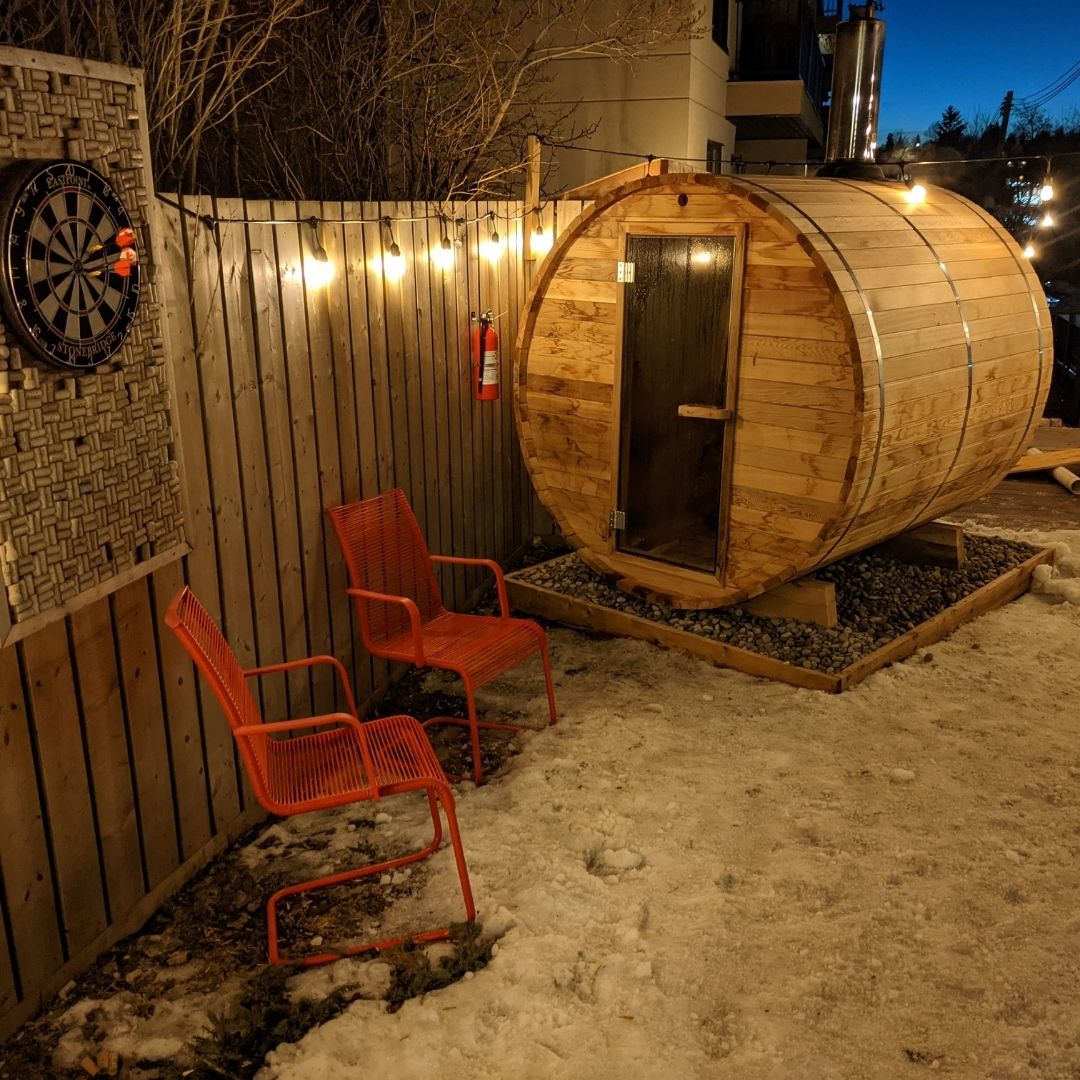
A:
[0,159,141,370]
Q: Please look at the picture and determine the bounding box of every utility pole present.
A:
[998,90,1014,153]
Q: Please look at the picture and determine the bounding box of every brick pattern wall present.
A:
[0,58,185,626]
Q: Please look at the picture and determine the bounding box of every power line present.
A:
[1018,58,1080,108]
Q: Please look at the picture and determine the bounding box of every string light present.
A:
[303,217,335,287]
[481,215,504,262]
[431,216,456,271]
[531,223,553,257]
[1040,179,1055,202]
[904,179,927,204]
[1040,211,1055,227]
[1023,242,1036,259]
[372,217,406,281]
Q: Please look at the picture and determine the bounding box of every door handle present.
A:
[677,405,732,421]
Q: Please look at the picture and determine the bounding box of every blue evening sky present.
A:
[878,1,1080,139]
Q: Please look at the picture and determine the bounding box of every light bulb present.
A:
[1022,242,1036,259]
[531,225,553,256]
[431,236,455,271]
[481,230,504,263]
[1040,181,1054,202]
[303,256,335,288]
[384,242,406,281]
[1040,212,1054,228]
[905,181,926,204]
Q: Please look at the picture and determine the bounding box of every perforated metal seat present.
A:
[328,488,558,785]
[165,586,475,967]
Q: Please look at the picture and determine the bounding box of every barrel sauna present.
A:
[514,172,1051,608]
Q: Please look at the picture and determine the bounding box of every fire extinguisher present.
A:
[471,310,500,401]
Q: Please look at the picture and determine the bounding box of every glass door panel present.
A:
[616,233,736,573]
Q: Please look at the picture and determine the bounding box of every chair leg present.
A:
[265,788,471,967]
[421,687,525,786]
[537,636,558,727]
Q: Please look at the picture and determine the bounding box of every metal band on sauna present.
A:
[831,179,976,533]
[737,176,888,565]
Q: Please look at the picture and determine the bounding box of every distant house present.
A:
[542,0,837,188]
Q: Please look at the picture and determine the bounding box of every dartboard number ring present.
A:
[0,159,141,371]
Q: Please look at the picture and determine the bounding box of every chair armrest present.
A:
[346,588,426,665]
[244,656,358,718]
[234,713,380,801]
[430,555,510,617]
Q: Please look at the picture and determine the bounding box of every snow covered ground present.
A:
[255,525,1080,1080]
[30,525,1080,1080]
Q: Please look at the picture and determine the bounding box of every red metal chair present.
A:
[164,586,475,967]
[327,489,557,785]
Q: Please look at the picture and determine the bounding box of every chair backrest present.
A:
[164,587,272,802]
[327,489,445,645]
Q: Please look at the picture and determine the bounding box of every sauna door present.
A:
[615,228,742,574]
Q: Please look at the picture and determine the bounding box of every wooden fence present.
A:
[0,195,584,1040]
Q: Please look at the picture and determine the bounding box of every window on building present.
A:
[712,0,730,51]
[706,140,725,175]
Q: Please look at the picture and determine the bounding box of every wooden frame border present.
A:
[506,547,1054,693]
[0,51,191,648]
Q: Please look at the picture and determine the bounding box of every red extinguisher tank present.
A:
[471,310,500,401]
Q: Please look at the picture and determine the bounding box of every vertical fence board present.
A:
[297,199,351,712]
[20,622,107,957]
[160,201,238,831]
[341,204,387,695]
[439,206,468,608]
[321,202,368,704]
[68,601,145,919]
[410,206,444,579]
[0,644,64,1002]
[361,203,396,496]
[244,202,311,719]
[0,905,15,1017]
[459,202,483,594]
[184,197,251,820]
[217,202,286,726]
[147,561,212,861]
[272,202,333,718]
[423,211,455,586]
[112,581,180,891]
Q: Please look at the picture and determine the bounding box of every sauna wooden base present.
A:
[506,547,1054,693]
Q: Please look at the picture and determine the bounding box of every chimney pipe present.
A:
[818,2,887,179]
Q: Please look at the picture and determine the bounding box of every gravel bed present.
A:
[513,535,1044,674]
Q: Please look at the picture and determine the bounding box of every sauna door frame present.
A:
[608,219,746,585]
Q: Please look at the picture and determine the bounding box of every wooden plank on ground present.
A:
[877,521,966,568]
[744,577,838,628]
[1008,447,1080,473]
[20,622,108,957]
[505,573,841,692]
